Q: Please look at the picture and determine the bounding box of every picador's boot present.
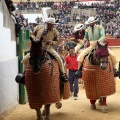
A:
[15,73,25,84]
[114,69,119,77]
[75,66,82,78]
[60,73,69,83]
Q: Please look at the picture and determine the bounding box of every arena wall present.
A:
[0,0,19,116]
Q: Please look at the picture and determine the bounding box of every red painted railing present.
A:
[106,38,120,47]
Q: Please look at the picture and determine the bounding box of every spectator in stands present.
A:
[116,7,120,20]
[16,0,120,38]
[35,16,42,24]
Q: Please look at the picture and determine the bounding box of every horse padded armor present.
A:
[82,56,115,100]
[25,60,70,109]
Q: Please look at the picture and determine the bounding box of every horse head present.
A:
[58,41,69,51]
[29,37,45,73]
[57,41,69,58]
[93,41,109,70]
[57,40,77,58]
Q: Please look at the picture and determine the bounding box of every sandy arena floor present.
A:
[1,48,120,120]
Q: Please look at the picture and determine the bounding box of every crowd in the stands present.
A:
[15,0,120,38]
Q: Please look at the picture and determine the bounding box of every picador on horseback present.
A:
[72,23,85,53]
[73,16,119,112]
[17,17,69,84]
[75,16,119,78]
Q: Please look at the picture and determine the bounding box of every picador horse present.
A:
[15,37,70,120]
[82,41,120,113]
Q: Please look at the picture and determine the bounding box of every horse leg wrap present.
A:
[90,99,96,105]
[102,105,108,113]
[90,100,96,110]
[102,97,107,106]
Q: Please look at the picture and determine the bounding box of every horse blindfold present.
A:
[95,48,109,58]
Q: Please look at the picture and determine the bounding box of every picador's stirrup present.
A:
[60,73,69,83]
[75,67,82,78]
[75,70,82,78]
[15,73,25,85]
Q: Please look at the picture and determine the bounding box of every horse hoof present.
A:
[55,102,62,109]
[82,84,84,88]
[90,104,96,110]
[70,92,73,97]
[102,105,108,113]
[41,110,45,116]
[37,117,43,120]
[45,116,50,120]
[98,99,102,105]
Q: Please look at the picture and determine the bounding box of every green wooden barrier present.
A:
[19,28,30,104]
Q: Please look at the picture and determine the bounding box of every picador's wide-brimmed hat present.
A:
[73,23,85,32]
[45,17,57,24]
[85,16,99,25]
